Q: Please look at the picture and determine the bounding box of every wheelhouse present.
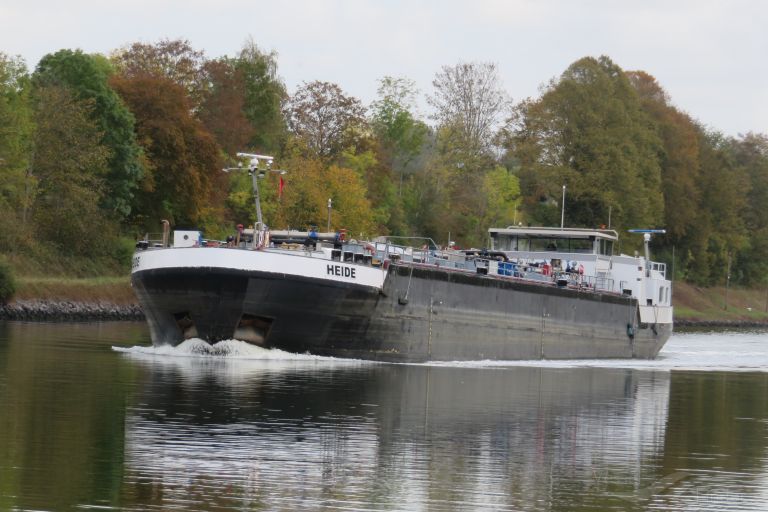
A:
[488,227,618,256]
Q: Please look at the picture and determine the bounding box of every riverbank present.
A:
[1,276,767,327]
[0,276,142,321]
[673,281,768,326]
[0,299,143,321]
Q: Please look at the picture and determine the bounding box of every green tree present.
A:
[30,86,112,256]
[0,53,34,251]
[724,133,767,286]
[370,77,429,196]
[479,165,521,235]
[0,257,15,303]
[504,56,664,239]
[33,49,143,219]
[340,147,398,232]
[628,71,701,243]
[417,62,513,246]
[688,129,748,285]
[235,39,287,153]
[401,148,451,243]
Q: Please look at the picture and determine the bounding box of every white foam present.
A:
[113,338,353,361]
[422,330,768,372]
[113,330,768,372]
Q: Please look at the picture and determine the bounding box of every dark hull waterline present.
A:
[131,263,670,362]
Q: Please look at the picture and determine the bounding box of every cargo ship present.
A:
[130,155,672,362]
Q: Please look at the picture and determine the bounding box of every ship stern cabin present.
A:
[488,226,672,314]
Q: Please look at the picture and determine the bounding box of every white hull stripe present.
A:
[132,248,387,289]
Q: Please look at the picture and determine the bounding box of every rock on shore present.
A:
[0,300,144,321]
[675,318,768,329]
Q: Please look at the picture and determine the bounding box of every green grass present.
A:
[673,282,768,323]
[14,275,135,304]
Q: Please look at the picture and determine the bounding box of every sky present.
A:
[1,0,766,136]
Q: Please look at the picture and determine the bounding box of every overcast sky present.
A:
[1,0,765,136]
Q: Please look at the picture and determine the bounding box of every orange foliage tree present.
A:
[110,74,224,231]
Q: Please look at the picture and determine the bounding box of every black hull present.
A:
[131,262,671,362]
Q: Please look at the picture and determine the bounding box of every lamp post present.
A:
[327,198,332,232]
[223,153,286,230]
[560,184,566,229]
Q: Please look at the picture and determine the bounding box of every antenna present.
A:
[628,229,666,265]
[235,152,274,170]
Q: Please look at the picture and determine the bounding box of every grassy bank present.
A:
[13,276,136,305]
[673,281,768,323]
[7,275,768,324]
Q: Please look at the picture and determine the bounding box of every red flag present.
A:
[278,176,285,198]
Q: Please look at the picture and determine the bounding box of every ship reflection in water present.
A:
[2,323,768,511]
[119,342,673,511]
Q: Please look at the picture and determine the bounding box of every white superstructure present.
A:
[488,226,673,323]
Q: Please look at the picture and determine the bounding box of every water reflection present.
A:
[120,349,672,511]
[1,323,767,511]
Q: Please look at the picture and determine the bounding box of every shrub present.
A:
[0,259,16,304]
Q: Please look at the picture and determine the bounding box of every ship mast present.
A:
[628,229,666,275]
[223,153,286,230]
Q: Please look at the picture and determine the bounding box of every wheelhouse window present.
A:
[492,232,615,255]
[599,239,614,256]
[498,236,598,253]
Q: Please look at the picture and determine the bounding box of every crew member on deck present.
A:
[305,226,318,251]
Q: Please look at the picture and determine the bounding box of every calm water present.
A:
[0,323,767,511]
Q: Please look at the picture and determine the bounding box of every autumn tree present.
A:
[273,151,326,230]
[33,49,144,219]
[324,163,376,236]
[110,74,223,230]
[198,58,254,156]
[257,148,375,236]
[285,81,367,159]
[111,39,207,108]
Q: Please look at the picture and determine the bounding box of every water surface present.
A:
[0,322,767,511]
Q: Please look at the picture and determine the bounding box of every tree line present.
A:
[0,40,766,286]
